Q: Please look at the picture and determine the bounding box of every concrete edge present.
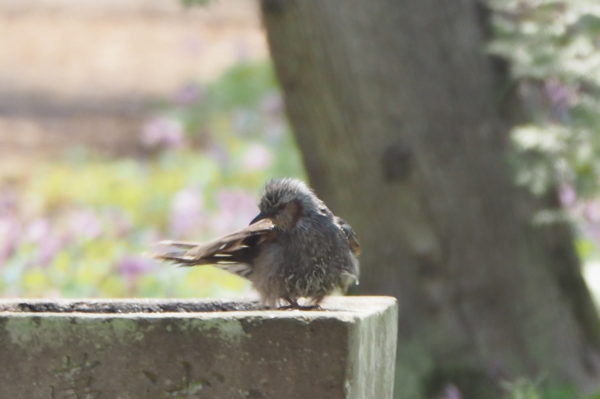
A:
[346,297,398,399]
[0,296,397,320]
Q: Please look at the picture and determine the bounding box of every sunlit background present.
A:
[0,0,600,312]
[0,0,303,298]
[2,1,600,398]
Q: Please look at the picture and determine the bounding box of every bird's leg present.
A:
[296,304,322,311]
[298,296,324,311]
[277,297,323,311]
[277,297,300,310]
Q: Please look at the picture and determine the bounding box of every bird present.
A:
[153,177,360,309]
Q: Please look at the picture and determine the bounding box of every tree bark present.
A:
[260,0,600,398]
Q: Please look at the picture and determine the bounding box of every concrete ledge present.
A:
[0,296,397,399]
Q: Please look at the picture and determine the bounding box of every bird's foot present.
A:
[277,303,322,311]
[297,304,322,311]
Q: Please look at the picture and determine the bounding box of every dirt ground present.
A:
[0,0,268,158]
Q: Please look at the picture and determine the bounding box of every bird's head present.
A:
[251,178,324,230]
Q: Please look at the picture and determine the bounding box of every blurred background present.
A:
[0,0,599,302]
[0,0,303,298]
[2,0,600,397]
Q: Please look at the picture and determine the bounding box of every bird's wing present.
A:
[335,216,361,256]
[153,218,276,269]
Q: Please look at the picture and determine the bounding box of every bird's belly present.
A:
[250,240,354,306]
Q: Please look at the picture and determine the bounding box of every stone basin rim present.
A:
[0,296,397,317]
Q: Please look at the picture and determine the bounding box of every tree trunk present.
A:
[260,0,600,398]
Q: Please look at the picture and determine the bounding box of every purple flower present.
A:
[438,385,462,399]
[0,188,19,216]
[242,143,273,171]
[583,202,600,223]
[36,234,63,267]
[558,183,577,207]
[117,255,155,280]
[67,209,103,241]
[544,78,572,123]
[169,188,205,238]
[211,189,258,234]
[142,117,185,150]
[25,218,50,243]
[21,218,71,267]
[0,216,20,266]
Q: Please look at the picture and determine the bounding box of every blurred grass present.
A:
[0,60,304,298]
[502,378,599,399]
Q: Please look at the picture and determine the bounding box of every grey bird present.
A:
[154,178,360,309]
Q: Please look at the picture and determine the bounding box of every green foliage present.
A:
[502,378,590,399]
[0,61,304,298]
[489,0,600,266]
[490,0,600,198]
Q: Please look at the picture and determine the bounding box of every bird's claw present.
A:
[277,304,322,311]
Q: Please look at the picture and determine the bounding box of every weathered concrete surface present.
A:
[0,296,397,399]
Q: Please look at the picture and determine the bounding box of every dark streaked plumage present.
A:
[154,178,360,308]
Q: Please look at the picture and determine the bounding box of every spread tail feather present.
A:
[152,217,276,271]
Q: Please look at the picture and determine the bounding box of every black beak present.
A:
[250,211,267,225]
